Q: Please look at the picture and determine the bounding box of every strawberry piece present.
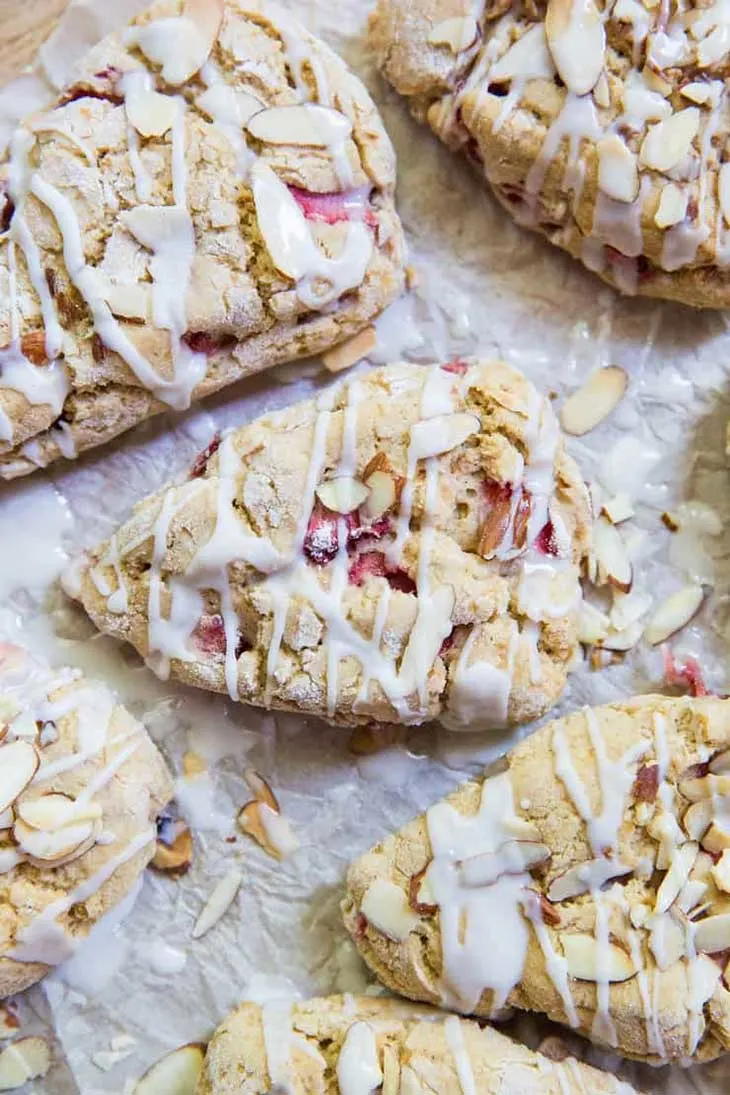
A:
[441,359,468,375]
[304,502,359,566]
[347,550,416,593]
[183,331,236,356]
[289,185,378,229]
[350,515,392,546]
[663,648,708,697]
[189,432,221,479]
[192,614,226,654]
[536,520,560,557]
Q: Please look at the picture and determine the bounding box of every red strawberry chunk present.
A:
[189,432,221,479]
[441,359,468,376]
[350,515,392,546]
[304,502,360,566]
[347,550,416,593]
[536,521,560,557]
[289,185,378,229]
[183,331,236,356]
[192,614,227,654]
[663,648,708,698]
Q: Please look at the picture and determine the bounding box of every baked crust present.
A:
[369,0,730,306]
[0,642,172,999]
[0,0,405,479]
[197,993,640,1093]
[67,359,592,730]
[343,694,730,1063]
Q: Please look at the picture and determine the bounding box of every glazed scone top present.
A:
[197,993,638,1093]
[0,642,172,998]
[343,694,730,1063]
[0,0,402,475]
[370,0,730,302]
[68,359,591,729]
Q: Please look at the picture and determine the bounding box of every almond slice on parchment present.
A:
[559,366,627,436]
[322,327,377,374]
[191,868,242,939]
[592,517,633,592]
[0,1037,51,1091]
[643,584,705,646]
[246,104,352,148]
[545,0,605,96]
[152,826,193,874]
[132,1043,205,1095]
[0,742,39,815]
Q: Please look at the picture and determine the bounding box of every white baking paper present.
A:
[2,2,730,1092]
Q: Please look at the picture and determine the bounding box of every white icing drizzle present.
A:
[444,1015,476,1095]
[443,622,517,732]
[336,1021,383,1094]
[522,891,579,1027]
[590,888,618,1046]
[261,1002,294,1094]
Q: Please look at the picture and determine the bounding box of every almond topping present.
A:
[19,331,48,366]
[126,90,178,138]
[103,282,151,322]
[578,602,610,644]
[597,135,639,203]
[316,476,369,514]
[409,412,480,460]
[710,749,730,774]
[592,517,633,593]
[133,0,224,85]
[132,1043,205,1095]
[639,108,700,173]
[643,584,705,646]
[683,799,713,842]
[693,912,730,955]
[322,327,377,373]
[427,15,479,52]
[0,742,39,815]
[701,820,730,854]
[654,183,688,229]
[16,793,101,831]
[152,826,193,874]
[680,773,730,801]
[563,934,636,982]
[711,850,730,895]
[362,468,399,521]
[680,81,715,105]
[547,858,632,902]
[655,841,698,914]
[13,817,96,864]
[545,0,605,96]
[0,1006,19,1040]
[0,1037,50,1091]
[559,366,628,436]
[246,104,352,148]
[361,879,419,941]
[718,163,730,227]
[459,841,550,888]
[408,866,438,915]
[191,868,242,939]
[600,493,634,524]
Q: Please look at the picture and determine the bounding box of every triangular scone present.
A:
[197,994,638,1094]
[0,642,172,998]
[343,695,730,1063]
[369,0,730,307]
[66,359,591,729]
[0,0,405,479]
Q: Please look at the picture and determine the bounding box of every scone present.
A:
[197,993,639,1093]
[343,694,730,1063]
[0,0,405,479]
[66,359,592,730]
[369,0,730,306]
[0,642,172,998]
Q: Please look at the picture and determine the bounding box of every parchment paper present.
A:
[2,2,730,1091]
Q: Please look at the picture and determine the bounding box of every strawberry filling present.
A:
[189,432,221,479]
[288,185,378,229]
[347,550,416,593]
[303,503,392,566]
[183,332,236,356]
[605,247,653,284]
[536,521,561,557]
[663,648,708,697]
[441,359,469,376]
[192,614,249,658]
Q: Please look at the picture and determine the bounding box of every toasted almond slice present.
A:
[322,327,377,374]
[593,71,610,108]
[655,841,699,914]
[152,826,193,874]
[677,878,708,914]
[244,769,279,811]
[408,866,438,914]
[316,476,369,514]
[0,810,12,831]
[477,488,512,560]
[192,868,242,939]
[694,912,730,954]
[0,1006,19,1040]
[578,602,610,644]
[655,183,688,229]
[701,820,730,854]
[362,469,398,521]
[427,15,479,52]
[680,81,715,105]
[133,1043,205,1095]
[547,858,632,902]
[13,817,95,863]
[593,517,633,593]
[0,1037,51,1090]
[639,108,700,173]
[683,799,713,841]
[361,878,420,941]
[0,742,39,815]
[609,590,652,633]
[126,90,178,138]
[679,773,730,802]
[711,850,730,894]
[642,68,672,96]
[545,0,605,95]
[648,911,686,969]
[237,800,280,859]
[563,934,636,982]
[19,331,48,367]
[600,493,635,525]
[103,281,151,322]
[246,104,352,148]
[17,793,102,832]
[410,412,480,460]
[133,0,224,85]
[597,135,639,203]
[459,841,550,888]
[643,584,705,646]
[559,366,627,436]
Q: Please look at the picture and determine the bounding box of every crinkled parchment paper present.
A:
[2,2,730,1092]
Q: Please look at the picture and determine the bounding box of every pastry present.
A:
[369,0,730,306]
[65,359,592,730]
[0,0,405,479]
[0,642,172,998]
[196,993,639,1093]
[343,694,730,1063]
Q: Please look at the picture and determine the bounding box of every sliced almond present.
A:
[559,366,628,436]
[13,817,95,863]
[103,281,151,322]
[459,841,550,888]
[427,15,479,52]
[243,768,279,811]
[322,327,377,373]
[683,799,713,841]
[593,517,633,593]
[191,868,242,939]
[237,801,280,859]
[639,108,700,173]
[316,476,369,514]
[654,183,688,229]
[609,589,652,632]
[545,0,605,96]
[362,469,398,521]
[0,1037,50,1091]
[578,602,610,644]
[409,412,480,460]
[680,81,715,105]
[597,135,639,203]
[133,1043,205,1095]
[718,162,730,228]
[643,584,705,646]
[16,793,101,832]
[182,751,207,778]
[0,1006,19,1040]
[246,104,352,148]
[600,493,635,524]
[701,820,730,854]
[711,850,730,895]
[563,934,636,982]
[679,773,730,801]
[694,912,730,954]
[0,742,39,815]
[547,858,632,902]
[361,878,419,942]
[408,866,438,915]
[126,90,178,138]
[676,878,708,914]
[648,911,686,969]
[593,71,610,109]
[152,827,193,874]
[642,68,672,97]
[133,0,224,85]
[19,331,48,367]
[655,841,699,914]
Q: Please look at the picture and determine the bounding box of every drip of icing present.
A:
[522,892,578,1027]
[442,623,516,732]
[260,1001,294,1094]
[335,1022,383,1094]
[590,889,618,1047]
[444,1015,476,1095]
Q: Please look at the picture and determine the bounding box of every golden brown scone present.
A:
[196,994,640,1093]
[0,641,172,998]
[369,0,730,307]
[65,359,592,730]
[343,694,730,1063]
[0,0,405,479]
